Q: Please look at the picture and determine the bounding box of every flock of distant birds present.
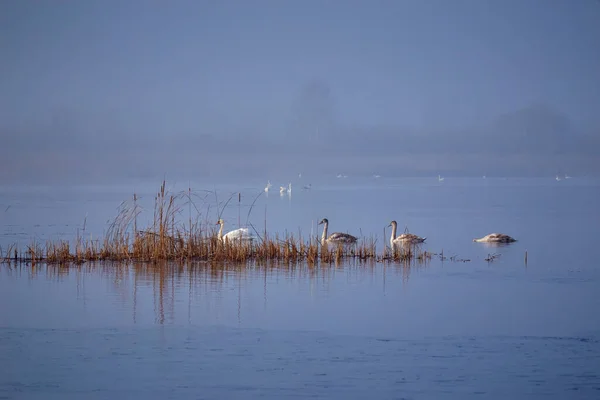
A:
[215,172,576,248]
[264,173,573,196]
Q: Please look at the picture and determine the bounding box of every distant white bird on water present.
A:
[438,175,445,182]
[473,233,516,243]
[280,182,292,196]
[264,180,272,193]
[318,218,358,246]
[556,175,562,182]
[388,220,426,247]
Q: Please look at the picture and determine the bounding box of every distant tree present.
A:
[288,79,336,145]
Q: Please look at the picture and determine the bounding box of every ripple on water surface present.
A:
[1,326,600,400]
[2,179,600,399]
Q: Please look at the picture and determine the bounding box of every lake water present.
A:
[1,176,599,399]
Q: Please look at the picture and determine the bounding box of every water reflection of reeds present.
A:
[1,258,432,325]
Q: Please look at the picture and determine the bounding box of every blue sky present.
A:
[1,0,599,138]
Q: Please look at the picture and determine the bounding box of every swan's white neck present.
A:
[218,223,224,240]
[390,223,397,244]
[321,221,329,245]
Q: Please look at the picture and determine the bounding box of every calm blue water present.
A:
[1,176,599,399]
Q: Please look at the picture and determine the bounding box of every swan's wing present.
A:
[487,233,506,240]
[327,232,357,243]
[224,228,253,240]
[395,233,426,242]
[495,233,515,242]
[480,233,515,242]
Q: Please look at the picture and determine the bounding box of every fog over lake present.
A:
[1,1,599,184]
[1,1,600,398]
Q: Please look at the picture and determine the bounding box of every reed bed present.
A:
[0,180,437,266]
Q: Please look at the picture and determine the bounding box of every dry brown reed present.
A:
[380,241,434,265]
[0,180,446,267]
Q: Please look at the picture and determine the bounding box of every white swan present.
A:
[473,233,516,243]
[388,220,426,247]
[279,186,287,195]
[318,218,357,246]
[216,219,254,242]
[438,175,444,182]
[264,180,272,193]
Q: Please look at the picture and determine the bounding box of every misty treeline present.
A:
[2,80,599,184]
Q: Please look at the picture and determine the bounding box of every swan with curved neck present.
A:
[216,219,254,242]
[473,233,516,243]
[318,218,357,246]
[388,220,426,247]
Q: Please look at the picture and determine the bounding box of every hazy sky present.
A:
[1,0,599,139]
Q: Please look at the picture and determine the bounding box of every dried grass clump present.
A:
[380,242,433,265]
[0,180,454,267]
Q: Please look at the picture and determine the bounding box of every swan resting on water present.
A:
[318,218,358,246]
[216,219,255,242]
[473,233,516,243]
[388,220,426,247]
